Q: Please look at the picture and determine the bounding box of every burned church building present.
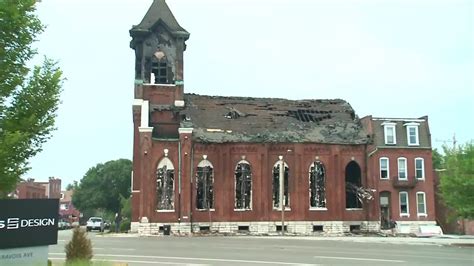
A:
[130,0,436,235]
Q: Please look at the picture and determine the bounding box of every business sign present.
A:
[0,246,49,266]
[0,199,59,249]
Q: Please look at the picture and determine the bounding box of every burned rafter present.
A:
[345,182,376,204]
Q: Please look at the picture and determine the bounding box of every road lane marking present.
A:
[314,256,404,263]
[49,257,207,265]
[107,248,136,251]
[49,253,319,265]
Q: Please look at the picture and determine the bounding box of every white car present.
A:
[86,217,104,232]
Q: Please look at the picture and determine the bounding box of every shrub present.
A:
[65,227,93,264]
[120,220,131,232]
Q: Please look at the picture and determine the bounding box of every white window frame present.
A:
[399,191,409,217]
[416,192,427,217]
[379,157,389,179]
[415,157,425,180]
[382,122,397,145]
[405,123,420,146]
[397,157,407,180]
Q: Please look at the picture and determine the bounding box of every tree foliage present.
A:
[66,181,78,191]
[432,148,444,170]
[439,142,474,219]
[0,0,63,196]
[72,159,132,216]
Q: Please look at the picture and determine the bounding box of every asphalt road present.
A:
[49,230,474,265]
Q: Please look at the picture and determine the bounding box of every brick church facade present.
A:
[130,0,436,235]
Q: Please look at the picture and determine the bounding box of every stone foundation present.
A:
[395,221,437,234]
[135,220,382,236]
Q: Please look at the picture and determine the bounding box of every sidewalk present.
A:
[100,232,474,246]
[241,234,474,246]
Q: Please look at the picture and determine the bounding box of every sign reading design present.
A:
[0,199,59,249]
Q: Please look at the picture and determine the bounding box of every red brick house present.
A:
[15,177,62,199]
[59,190,81,224]
[130,0,436,235]
[361,116,437,233]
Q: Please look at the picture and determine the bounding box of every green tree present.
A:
[0,0,63,197]
[432,148,444,170]
[439,142,474,219]
[66,180,78,191]
[72,159,132,218]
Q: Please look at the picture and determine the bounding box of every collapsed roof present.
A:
[180,94,370,144]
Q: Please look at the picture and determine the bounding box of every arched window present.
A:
[345,161,362,208]
[151,50,170,84]
[235,160,252,210]
[272,160,289,209]
[196,159,214,210]
[309,161,326,208]
[156,157,175,210]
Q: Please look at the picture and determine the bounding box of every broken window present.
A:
[272,161,289,209]
[196,160,214,210]
[309,161,326,208]
[235,161,252,210]
[152,60,168,84]
[156,157,175,210]
[345,161,362,208]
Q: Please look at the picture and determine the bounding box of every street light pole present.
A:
[279,155,285,236]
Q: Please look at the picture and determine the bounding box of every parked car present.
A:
[58,220,68,230]
[86,217,104,232]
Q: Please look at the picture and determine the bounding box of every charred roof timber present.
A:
[180,94,369,144]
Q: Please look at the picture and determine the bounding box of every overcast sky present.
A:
[30,0,473,187]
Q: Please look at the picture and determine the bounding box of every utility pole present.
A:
[436,133,457,150]
[279,155,285,236]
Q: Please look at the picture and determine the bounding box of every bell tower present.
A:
[129,1,190,229]
[130,0,189,98]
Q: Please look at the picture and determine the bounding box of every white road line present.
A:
[314,255,404,263]
[49,257,205,265]
[49,253,319,265]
